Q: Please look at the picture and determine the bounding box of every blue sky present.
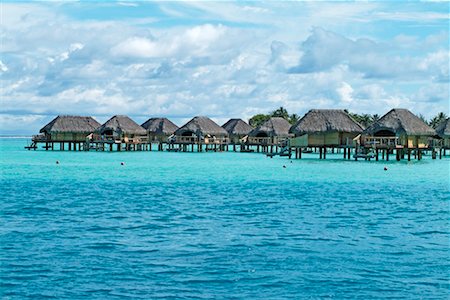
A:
[1,1,449,134]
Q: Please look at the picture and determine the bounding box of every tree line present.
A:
[249,107,448,129]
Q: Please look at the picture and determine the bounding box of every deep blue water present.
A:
[1,138,449,299]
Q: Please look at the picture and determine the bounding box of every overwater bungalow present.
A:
[172,116,229,152]
[247,117,292,153]
[289,109,364,159]
[435,117,450,155]
[222,118,253,151]
[141,117,179,150]
[29,115,100,151]
[95,115,147,151]
[362,108,436,161]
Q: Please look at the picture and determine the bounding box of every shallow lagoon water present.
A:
[1,138,449,299]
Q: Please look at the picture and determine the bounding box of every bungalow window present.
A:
[104,129,114,136]
[181,131,195,137]
[374,130,395,137]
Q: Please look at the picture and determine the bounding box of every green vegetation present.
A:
[429,112,448,129]
[248,114,271,127]
[249,108,448,129]
[248,107,300,127]
[344,110,447,129]
[345,110,379,128]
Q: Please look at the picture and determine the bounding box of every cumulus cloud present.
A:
[337,82,354,103]
[0,2,448,134]
[290,27,449,81]
[0,61,8,72]
[111,37,163,58]
[48,43,84,63]
[111,24,229,59]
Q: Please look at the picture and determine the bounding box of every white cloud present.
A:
[0,114,48,135]
[0,61,8,72]
[111,24,229,59]
[0,2,448,134]
[118,2,139,7]
[418,50,450,82]
[290,27,449,81]
[337,82,354,103]
[374,11,450,22]
[111,37,162,58]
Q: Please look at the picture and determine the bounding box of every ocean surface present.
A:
[1,138,449,299]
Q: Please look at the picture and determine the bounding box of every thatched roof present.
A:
[222,119,253,136]
[364,109,436,136]
[249,117,291,137]
[40,115,100,134]
[290,109,364,135]
[97,115,146,135]
[141,117,179,135]
[175,116,228,136]
[435,117,450,138]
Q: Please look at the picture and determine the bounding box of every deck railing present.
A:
[172,136,229,144]
[363,136,399,148]
[92,134,148,144]
[32,134,48,142]
[247,136,288,145]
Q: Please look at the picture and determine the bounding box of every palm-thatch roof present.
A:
[290,109,364,135]
[222,119,253,136]
[364,109,436,136]
[435,117,450,138]
[175,116,228,136]
[249,117,291,137]
[141,117,179,135]
[40,116,100,134]
[97,115,146,135]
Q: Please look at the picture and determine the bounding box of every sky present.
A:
[1,1,449,135]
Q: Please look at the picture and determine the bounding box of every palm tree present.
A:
[289,113,300,125]
[361,114,373,127]
[271,106,289,120]
[429,112,448,129]
[372,114,380,123]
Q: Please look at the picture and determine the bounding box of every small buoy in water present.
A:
[290,160,293,163]
[283,165,286,168]
[121,162,125,166]
[56,160,59,165]
[384,166,388,171]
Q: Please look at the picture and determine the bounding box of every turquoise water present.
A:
[1,138,449,299]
